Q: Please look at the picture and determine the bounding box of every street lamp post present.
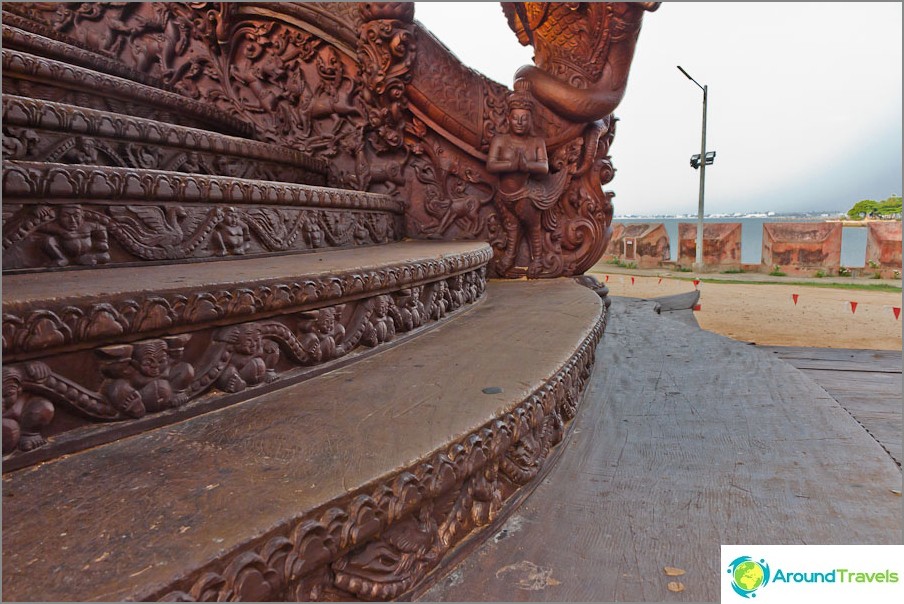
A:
[677,65,712,273]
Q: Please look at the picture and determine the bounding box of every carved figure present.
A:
[98,335,195,415]
[361,295,396,347]
[391,286,426,332]
[301,212,325,248]
[298,307,346,363]
[487,82,570,277]
[2,363,55,454]
[38,205,111,267]
[213,323,280,393]
[308,46,361,143]
[211,207,251,256]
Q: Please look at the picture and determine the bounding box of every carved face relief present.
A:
[232,326,263,356]
[224,208,240,227]
[2,369,23,409]
[133,340,168,378]
[500,425,545,485]
[59,206,84,232]
[316,308,336,334]
[509,108,532,136]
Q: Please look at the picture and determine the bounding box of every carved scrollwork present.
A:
[2,265,490,465]
[155,306,605,603]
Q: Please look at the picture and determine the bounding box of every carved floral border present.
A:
[2,47,252,137]
[3,161,403,211]
[3,245,492,357]
[2,94,327,175]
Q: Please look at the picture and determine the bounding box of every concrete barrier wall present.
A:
[762,222,842,274]
[866,222,902,268]
[608,223,670,267]
[678,222,741,267]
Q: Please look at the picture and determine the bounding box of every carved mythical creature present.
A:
[502,2,660,128]
[499,411,563,486]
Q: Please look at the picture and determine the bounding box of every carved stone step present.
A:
[2,94,328,186]
[2,45,253,137]
[1,278,606,602]
[1,241,492,469]
[2,161,404,272]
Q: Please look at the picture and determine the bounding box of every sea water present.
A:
[612,217,869,267]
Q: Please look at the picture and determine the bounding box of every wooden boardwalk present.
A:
[420,297,902,602]
[758,347,902,467]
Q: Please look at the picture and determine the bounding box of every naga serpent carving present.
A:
[404,2,657,278]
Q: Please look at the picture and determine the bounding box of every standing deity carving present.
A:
[487,80,570,278]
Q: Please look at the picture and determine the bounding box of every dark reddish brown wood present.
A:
[2,280,604,602]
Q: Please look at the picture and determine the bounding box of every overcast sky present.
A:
[415,2,903,216]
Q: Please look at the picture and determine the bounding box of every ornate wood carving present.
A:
[2,94,327,182]
[2,245,491,358]
[5,3,653,282]
[151,306,606,602]
[3,265,488,468]
[2,160,404,271]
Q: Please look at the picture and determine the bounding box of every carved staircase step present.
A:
[2,45,253,137]
[2,15,178,96]
[1,278,605,602]
[2,94,328,186]
[2,241,492,470]
[2,160,404,272]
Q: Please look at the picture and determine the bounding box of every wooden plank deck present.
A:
[758,346,902,466]
[420,297,902,602]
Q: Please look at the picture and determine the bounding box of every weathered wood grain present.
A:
[421,298,902,602]
[760,346,902,466]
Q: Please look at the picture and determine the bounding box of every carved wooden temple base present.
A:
[1,2,657,600]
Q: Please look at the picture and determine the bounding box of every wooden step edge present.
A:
[2,160,405,274]
[2,160,401,212]
[1,264,489,472]
[2,16,176,95]
[1,280,607,602]
[2,94,328,176]
[2,46,253,138]
[2,241,491,358]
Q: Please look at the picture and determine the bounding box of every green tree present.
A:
[847,199,879,219]
[877,195,902,217]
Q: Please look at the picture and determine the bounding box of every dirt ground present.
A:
[589,271,903,350]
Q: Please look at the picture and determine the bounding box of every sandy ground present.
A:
[589,270,903,350]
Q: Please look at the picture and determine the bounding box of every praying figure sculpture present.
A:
[487,79,570,278]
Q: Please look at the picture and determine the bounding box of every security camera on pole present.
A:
[677,65,716,273]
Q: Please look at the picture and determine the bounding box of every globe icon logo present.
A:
[727,556,770,598]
